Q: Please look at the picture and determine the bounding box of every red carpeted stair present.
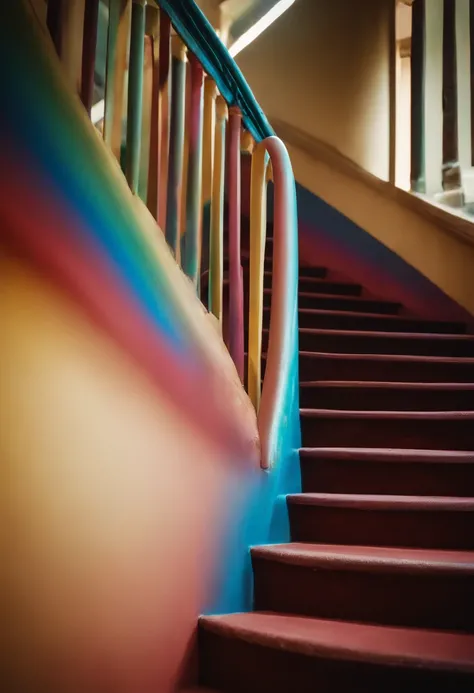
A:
[193,241,474,691]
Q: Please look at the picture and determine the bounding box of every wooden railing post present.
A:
[125,0,146,193]
[147,11,170,222]
[182,55,205,287]
[442,0,463,199]
[227,106,244,382]
[103,0,131,160]
[209,95,227,326]
[165,35,187,256]
[81,0,100,116]
[411,0,426,193]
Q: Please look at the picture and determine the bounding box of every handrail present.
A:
[255,137,299,470]
[156,0,273,142]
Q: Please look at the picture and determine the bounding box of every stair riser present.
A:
[296,332,474,357]
[294,312,467,334]
[300,416,474,450]
[299,387,474,410]
[252,558,474,632]
[301,458,474,497]
[198,629,474,693]
[288,503,474,550]
[265,294,400,313]
[298,355,474,382]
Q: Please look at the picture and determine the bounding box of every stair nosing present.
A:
[299,409,474,420]
[300,380,474,390]
[287,493,474,511]
[251,542,474,574]
[299,447,474,464]
[199,613,474,673]
[298,350,474,363]
[295,328,474,341]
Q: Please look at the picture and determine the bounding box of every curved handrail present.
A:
[155,0,273,142]
[256,136,299,470]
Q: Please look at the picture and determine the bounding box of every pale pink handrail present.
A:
[257,136,299,470]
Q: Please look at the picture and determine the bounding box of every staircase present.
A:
[194,233,474,691]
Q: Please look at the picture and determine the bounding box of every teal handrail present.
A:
[156,0,274,143]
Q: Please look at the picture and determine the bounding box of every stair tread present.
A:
[294,306,466,324]
[299,447,474,463]
[300,409,474,420]
[266,289,399,305]
[298,350,474,363]
[287,493,474,511]
[199,612,474,673]
[301,380,474,390]
[295,328,474,341]
[251,542,474,573]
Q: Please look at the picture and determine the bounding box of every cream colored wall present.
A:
[237,0,394,180]
[274,120,474,317]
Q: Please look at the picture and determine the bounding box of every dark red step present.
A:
[287,493,474,549]
[299,448,474,497]
[198,613,474,693]
[300,409,474,450]
[299,381,474,410]
[293,328,474,357]
[282,307,467,334]
[297,352,474,382]
[264,291,401,313]
[252,543,474,631]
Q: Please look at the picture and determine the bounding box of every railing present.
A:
[408,0,472,206]
[44,0,299,470]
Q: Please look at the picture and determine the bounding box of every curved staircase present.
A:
[194,237,474,691]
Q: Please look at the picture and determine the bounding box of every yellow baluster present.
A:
[248,141,269,412]
[209,95,228,327]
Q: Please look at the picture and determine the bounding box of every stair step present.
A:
[252,543,474,631]
[297,351,474,382]
[300,381,474,410]
[287,493,474,549]
[264,291,401,313]
[293,328,474,357]
[198,613,474,692]
[300,409,474,450]
[300,448,474,496]
[276,307,467,333]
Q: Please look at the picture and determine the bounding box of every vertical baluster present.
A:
[81,0,100,116]
[158,18,171,231]
[442,0,463,198]
[47,0,85,93]
[248,142,268,412]
[209,95,228,326]
[165,35,187,256]
[227,106,244,382]
[411,0,426,192]
[125,0,146,193]
[147,11,171,222]
[104,0,131,160]
[182,55,204,287]
[138,30,154,202]
[201,77,217,278]
[456,0,471,177]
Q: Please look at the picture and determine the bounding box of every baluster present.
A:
[209,95,228,326]
[81,0,100,116]
[442,0,463,199]
[147,11,171,222]
[227,106,244,382]
[182,55,204,287]
[201,77,217,281]
[47,0,85,94]
[125,0,146,193]
[410,0,426,192]
[456,0,471,177]
[248,141,268,412]
[165,35,187,257]
[103,0,131,161]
